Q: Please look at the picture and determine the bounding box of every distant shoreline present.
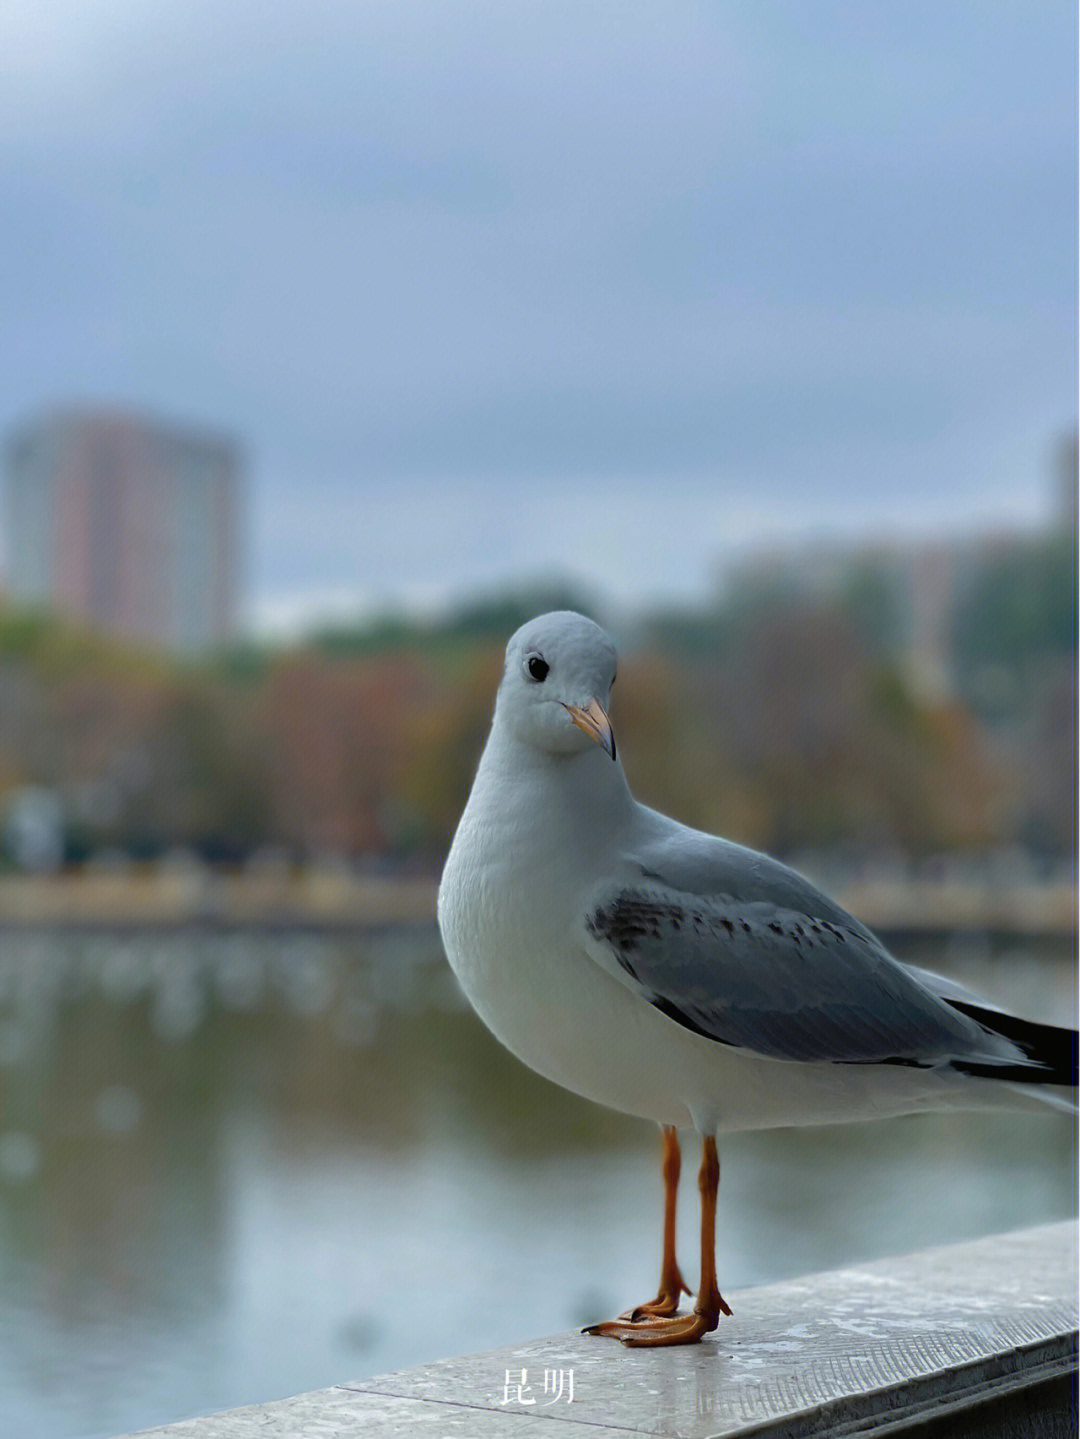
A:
[0,870,1073,938]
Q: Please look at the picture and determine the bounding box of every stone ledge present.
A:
[116,1220,1077,1438]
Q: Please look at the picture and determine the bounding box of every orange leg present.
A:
[620,1125,691,1320]
[584,1135,732,1347]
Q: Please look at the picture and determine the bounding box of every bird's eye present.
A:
[527,655,549,682]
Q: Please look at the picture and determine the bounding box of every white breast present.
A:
[437,735,975,1135]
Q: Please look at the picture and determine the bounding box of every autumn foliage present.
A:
[0,582,1071,867]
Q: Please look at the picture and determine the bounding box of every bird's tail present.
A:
[944,998,1078,1089]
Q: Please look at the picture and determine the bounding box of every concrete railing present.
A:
[118,1221,1076,1438]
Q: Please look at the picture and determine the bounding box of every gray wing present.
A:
[581,833,1015,1067]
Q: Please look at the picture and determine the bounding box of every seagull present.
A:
[437,611,1077,1347]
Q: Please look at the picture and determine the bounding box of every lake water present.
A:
[0,925,1074,1439]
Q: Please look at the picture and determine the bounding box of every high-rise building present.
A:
[4,407,242,652]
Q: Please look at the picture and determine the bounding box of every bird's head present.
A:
[495,611,618,761]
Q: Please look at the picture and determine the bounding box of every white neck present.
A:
[482,719,633,808]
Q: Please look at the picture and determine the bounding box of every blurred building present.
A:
[725,535,977,700]
[4,408,242,652]
[723,433,1077,704]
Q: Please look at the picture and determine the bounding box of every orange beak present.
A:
[564,697,617,761]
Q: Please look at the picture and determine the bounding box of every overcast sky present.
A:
[2,1,1075,631]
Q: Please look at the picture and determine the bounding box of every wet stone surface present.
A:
[118,1221,1077,1438]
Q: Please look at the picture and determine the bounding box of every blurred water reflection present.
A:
[0,925,1074,1439]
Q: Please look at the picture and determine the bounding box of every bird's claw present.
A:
[585,1285,731,1347]
[619,1279,691,1322]
[584,1310,712,1347]
[582,1315,673,1339]
[618,1310,716,1347]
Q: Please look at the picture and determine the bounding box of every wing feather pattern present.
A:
[581,839,1026,1070]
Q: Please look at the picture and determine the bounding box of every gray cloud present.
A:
[1,0,1074,627]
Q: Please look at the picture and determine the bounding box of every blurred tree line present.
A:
[0,527,1074,869]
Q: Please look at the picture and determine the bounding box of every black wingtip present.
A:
[945,998,1079,1087]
